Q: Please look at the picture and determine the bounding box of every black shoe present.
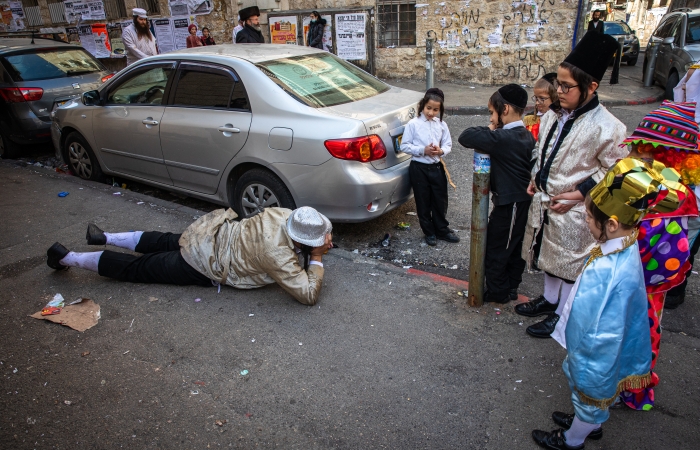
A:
[47,242,70,270]
[86,223,107,245]
[664,294,685,310]
[551,412,603,440]
[484,290,510,304]
[437,231,460,243]
[515,295,558,317]
[509,288,518,301]
[532,428,583,450]
[526,313,560,339]
[425,235,437,246]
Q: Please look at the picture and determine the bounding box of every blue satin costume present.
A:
[562,241,652,424]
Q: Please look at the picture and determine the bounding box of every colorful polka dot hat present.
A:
[621,100,699,152]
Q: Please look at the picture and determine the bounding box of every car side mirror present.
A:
[82,90,101,106]
[662,36,675,45]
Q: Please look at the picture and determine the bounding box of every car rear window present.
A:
[258,53,389,108]
[2,48,103,82]
[687,17,700,43]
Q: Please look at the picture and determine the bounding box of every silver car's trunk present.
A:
[19,73,104,121]
[322,86,424,170]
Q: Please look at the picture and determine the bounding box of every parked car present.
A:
[602,20,640,66]
[0,37,112,158]
[51,44,422,222]
[643,8,700,99]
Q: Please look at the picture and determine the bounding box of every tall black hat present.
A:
[239,6,260,22]
[564,30,620,82]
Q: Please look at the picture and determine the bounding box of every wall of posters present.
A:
[0,0,24,31]
[269,16,297,45]
[302,14,332,51]
[335,13,366,60]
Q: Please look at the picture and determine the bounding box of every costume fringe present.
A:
[440,158,457,190]
[576,373,653,409]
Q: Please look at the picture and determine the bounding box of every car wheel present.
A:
[232,168,296,218]
[665,71,679,100]
[0,130,21,159]
[64,132,105,182]
[627,57,638,66]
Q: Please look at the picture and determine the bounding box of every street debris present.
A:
[240,370,249,376]
[299,342,303,346]
[457,291,464,296]
[81,351,90,357]
[113,192,122,196]
[516,380,522,383]
[352,249,359,253]
[148,296,158,302]
[190,390,199,395]
[215,419,227,427]
[194,381,206,386]
[248,313,254,317]
[194,298,201,303]
[31,298,100,332]
[381,233,391,247]
[57,191,69,197]
[137,201,145,205]
[64,400,72,405]
[396,222,410,230]
[403,265,412,269]
[406,212,417,216]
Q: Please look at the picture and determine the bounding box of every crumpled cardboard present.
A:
[31,298,100,332]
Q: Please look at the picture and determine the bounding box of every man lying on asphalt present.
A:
[46,207,332,306]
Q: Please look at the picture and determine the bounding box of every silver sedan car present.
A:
[51,44,422,222]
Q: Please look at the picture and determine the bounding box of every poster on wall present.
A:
[87,1,105,20]
[153,18,176,53]
[335,13,366,60]
[107,23,125,57]
[91,23,111,58]
[0,1,24,31]
[78,25,98,56]
[9,1,24,30]
[66,26,80,45]
[269,16,298,45]
[302,14,332,51]
[168,0,211,16]
[173,17,191,50]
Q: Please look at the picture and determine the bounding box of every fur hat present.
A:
[239,6,260,22]
[497,84,528,109]
[564,30,620,82]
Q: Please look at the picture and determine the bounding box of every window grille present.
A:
[104,0,128,20]
[137,0,161,16]
[377,0,416,48]
[21,0,44,27]
[47,0,67,24]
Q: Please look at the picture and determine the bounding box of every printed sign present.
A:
[269,16,298,45]
[91,23,110,58]
[302,14,332,51]
[335,13,366,60]
[473,153,491,174]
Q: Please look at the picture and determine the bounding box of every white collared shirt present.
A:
[400,113,452,164]
[502,120,525,130]
[232,24,244,43]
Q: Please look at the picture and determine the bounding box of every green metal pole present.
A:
[468,152,491,307]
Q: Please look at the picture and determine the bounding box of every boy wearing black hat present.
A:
[458,84,536,303]
[236,6,265,43]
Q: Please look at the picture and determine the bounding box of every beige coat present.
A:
[179,208,324,305]
[522,101,628,281]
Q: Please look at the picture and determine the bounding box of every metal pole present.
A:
[468,152,490,308]
[643,43,658,87]
[610,37,623,85]
[426,36,435,90]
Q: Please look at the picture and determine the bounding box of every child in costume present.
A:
[618,101,699,410]
[458,84,536,303]
[532,158,681,450]
[523,73,558,141]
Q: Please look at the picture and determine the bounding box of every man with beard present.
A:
[587,9,605,34]
[236,6,265,43]
[122,8,158,66]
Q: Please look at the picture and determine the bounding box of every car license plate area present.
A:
[393,134,403,153]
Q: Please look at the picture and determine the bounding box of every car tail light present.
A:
[101,73,115,83]
[324,135,387,163]
[0,87,43,102]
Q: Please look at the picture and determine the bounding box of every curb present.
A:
[445,92,665,116]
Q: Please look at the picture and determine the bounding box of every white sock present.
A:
[555,281,575,315]
[105,231,143,251]
[59,251,103,272]
[543,273,562,304]
[564,416,601,446]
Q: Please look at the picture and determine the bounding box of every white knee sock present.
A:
[543,273,562,304]
[105,231,143,251]
[555,281,575,315]
[564,416,601,446]
[59,251,103,272]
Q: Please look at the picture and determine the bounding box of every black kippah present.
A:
[425,87,444,100]
[497,84,528,109]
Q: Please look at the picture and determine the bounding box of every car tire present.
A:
[665,71,679,100]
[232,168,296,218]
[627,57,638,66]
[64,132,105,182]
[0,130,21,159]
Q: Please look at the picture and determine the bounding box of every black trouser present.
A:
[97,231,212,286]
[409,160,450,236]
[485,199,531,301]
[667,228,700,297]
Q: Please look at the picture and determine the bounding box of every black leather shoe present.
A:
[425,235,437,246]
[664,294,685,310]
[86,223,107,245]
[437,231,460,243]
[531,428,583,450]
[515,295,558,317]
[509,288,518,301]
[551,412,603,440]
[526,313,560,338]
[47,242,70,270]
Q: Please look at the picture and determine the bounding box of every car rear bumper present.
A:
[272,158,413,223]
[0,105,52,145]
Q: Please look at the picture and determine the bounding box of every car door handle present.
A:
[142,119,159,125]
[218,126,240,133]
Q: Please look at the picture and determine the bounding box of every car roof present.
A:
[166,43,326,63]
[670,8,700,17]
[0,38,75,53]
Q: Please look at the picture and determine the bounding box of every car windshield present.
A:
[258,53,389,108]
[604,22,631,35]
[686,17,700,43]
[2,48,103,82]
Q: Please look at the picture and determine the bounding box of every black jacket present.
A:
[458,124,535,206]
[587,20,604,34]
[307,18,326,49]
[236,24,265,43]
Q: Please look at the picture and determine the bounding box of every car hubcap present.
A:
[241,183,279,216]
[68,142,92,179]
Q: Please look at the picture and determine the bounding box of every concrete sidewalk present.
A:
[382,63,665,115]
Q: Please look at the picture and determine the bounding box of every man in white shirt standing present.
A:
[232,15,244,43]
[122,8,157,66]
